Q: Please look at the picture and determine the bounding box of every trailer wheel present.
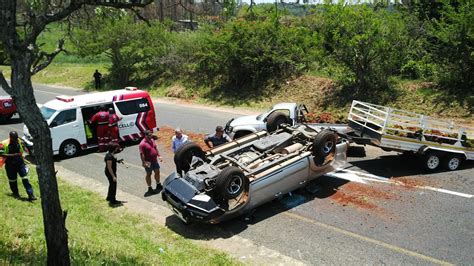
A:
[174,142,206,175]
[216,166,248,200]
[443,154,463,171]
[423,152,441,171]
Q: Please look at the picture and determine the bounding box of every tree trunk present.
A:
[10,54,70,265]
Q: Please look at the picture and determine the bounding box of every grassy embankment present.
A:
[0,169,236,265]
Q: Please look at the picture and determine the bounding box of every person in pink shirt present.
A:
[139,130,163,195]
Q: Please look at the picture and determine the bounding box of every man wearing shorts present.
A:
[139,130,163,195]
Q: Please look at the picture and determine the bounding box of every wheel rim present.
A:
[427,155,440,169]
[448,157,460,170]
[323,140,334,154]
[227,175,243,195]
[64,143,77,156]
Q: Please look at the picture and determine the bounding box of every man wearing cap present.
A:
[89,105,109,152]
[139,130,163,195]
[204,126,232,149]
[0,131,36,201]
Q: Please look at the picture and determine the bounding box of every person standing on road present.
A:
[104,142,122,205]
[0,131,36,201]
[93,70,102,90]
[108,108,122,143]
[172,127,189,153]
[139,130,163,196]
[204,126,231,149]
[89,105,109,152]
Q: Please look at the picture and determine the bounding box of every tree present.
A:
[0,1,152,265]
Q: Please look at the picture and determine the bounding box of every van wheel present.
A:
[216,166,248,200]
[312,130,337,166]
[174,142,206,175]
[60,140,80,158]
[422,152,441,171]
[266,112,289,132]
[443,154,463,171]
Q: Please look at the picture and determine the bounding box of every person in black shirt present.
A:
[93,70,102,90]
[104,142,122,205]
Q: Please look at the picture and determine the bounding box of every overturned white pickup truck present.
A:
[162,124,348,224]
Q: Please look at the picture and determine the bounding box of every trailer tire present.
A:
[216,166,248,200]
[443,154,463,171]
[174,142,206,175]
[312,130,337,166]
[266,112,289,132]
[422,152,441,171]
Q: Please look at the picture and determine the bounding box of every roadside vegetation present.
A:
[0,169,235,265]
[1,1,472,119]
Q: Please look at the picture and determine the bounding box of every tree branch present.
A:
[31,39,66,75]
[130,8,151,26]
[0,71,13,95]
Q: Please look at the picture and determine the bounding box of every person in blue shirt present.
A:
[204,126,232,149]
[172,128,189,153]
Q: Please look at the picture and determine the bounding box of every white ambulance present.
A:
[22,87,157,158]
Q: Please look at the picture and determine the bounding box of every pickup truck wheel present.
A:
[174,142,206,175]
[266,112,289,132]
[423,152,441,171]
[443,154,463,171]
[60,140,80,158]
[216,166,248,200]
[312,130,337,166]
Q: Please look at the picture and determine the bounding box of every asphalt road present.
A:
[1,84,473,265]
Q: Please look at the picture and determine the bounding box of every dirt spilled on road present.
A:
[156,126,209,151]
[329,183,397,210]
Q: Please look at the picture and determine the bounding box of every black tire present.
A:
[422,152,441,171]
[266,112,289,132]
[174,142,206,175]
[233,131,252,140]
[443,154,463,171]
[312,130,337,166]
[215,166,248,200]
[59,140,80,158]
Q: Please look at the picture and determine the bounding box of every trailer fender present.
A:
[417,145,467,159]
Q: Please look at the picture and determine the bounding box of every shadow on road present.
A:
[0,116,22,125]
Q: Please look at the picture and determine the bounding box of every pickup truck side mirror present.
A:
[263,117,268,122]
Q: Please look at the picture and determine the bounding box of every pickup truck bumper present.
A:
[162,173,225,224]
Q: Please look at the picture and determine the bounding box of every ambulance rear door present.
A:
[113,97,152,140]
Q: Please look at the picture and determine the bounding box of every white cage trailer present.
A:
[346,100,474,171]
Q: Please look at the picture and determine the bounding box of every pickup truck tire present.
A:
[174,142,206,175]
[266,112,289,132]
[60,140,80,158]
[422,152,441,171]
[216,166,248,200]
[443,154,463,171]
[312,130,337,166]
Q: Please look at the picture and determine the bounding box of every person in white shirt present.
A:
[172,128,189,153]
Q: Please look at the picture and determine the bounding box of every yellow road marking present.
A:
[284,212,453,265]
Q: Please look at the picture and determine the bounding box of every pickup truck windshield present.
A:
[40,106,57,120]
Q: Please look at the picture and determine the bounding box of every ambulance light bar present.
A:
[56,95,74,102]
[125,86,138,91]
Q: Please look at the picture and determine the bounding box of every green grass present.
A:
[1,64,108,89]
[0,168,236,265]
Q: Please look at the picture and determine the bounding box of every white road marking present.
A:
[328,169,474,199]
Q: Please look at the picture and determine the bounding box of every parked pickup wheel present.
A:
[60,140,80,158]
[266,112,289,132]
[422,152,441,171]
[312,129,337,166]
[443,154,463,171]
[174,142,206,175]
[216,166,248,200]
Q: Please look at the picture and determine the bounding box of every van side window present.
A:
[115,98,150,115]
[52,109,77,126]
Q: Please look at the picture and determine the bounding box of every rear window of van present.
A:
[115,98,150,115]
